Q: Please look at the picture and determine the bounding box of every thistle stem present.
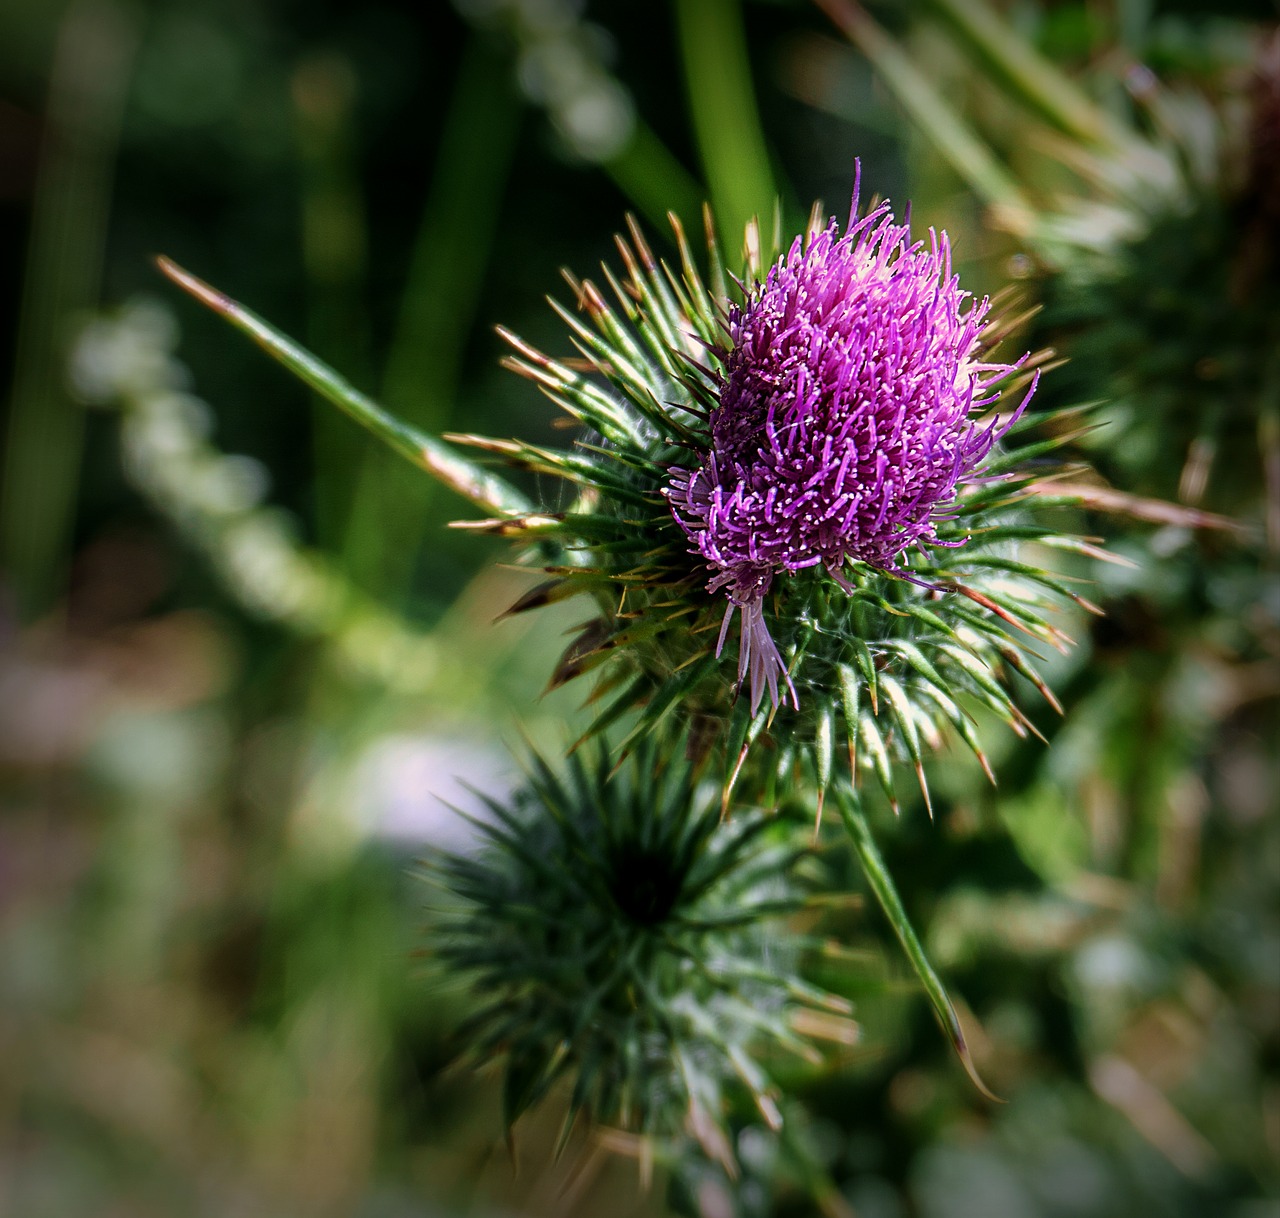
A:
[675,0,777,247]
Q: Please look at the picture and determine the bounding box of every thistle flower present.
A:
[158,183,1086,815]
[467,194,1083,816]
[667,203,1029,713]
[431,742,852,1158]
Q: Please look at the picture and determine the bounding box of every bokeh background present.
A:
[1,1,1277,1215]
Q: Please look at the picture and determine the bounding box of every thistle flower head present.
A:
[432,742,849,1156]
[444,186,1086,813]
[668,206,1027,712]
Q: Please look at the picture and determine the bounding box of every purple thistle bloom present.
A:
[667,199,1032,714]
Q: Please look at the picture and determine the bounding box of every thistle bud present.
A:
[431,742,850,1156]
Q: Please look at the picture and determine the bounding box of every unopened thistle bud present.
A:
[431,742,851,1157]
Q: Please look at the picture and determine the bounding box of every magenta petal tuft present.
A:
[667,196,1031,712]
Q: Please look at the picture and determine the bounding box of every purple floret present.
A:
[667,199,1031,714]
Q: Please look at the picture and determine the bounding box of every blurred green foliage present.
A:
[1,1,1276,1216]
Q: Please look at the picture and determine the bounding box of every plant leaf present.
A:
[835,787,1001,1102]
[155,257,531,517]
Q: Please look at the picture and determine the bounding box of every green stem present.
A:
[380,35,520,429]
[342,32,522,594]
[814,0,1038,236]
[0,0,137,620]
[292,52,371,551]
[675,0,777,247]
[835,786,1000,1100]
[918,0,1133,152]
[602,119,706,235]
